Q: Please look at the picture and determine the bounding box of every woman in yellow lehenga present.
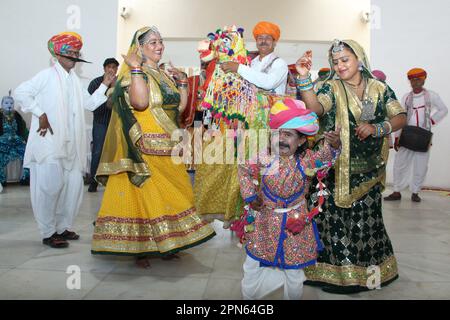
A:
[91,26,215,268]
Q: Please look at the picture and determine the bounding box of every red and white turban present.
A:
[407,68,427,80]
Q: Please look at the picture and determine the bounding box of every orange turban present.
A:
[318,67,331,77]
[252,21,280,41]
[407,68,427,80]
[48,32,83,57]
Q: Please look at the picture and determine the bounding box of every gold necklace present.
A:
[345,77,366,100]
[346,75,364,88]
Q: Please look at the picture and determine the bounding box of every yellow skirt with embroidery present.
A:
[91,109,216,256]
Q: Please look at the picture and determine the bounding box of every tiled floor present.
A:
[0,184,449,299]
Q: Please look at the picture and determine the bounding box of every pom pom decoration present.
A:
[198,24,272,129]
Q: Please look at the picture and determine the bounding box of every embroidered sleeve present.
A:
[238,162,259,203]
[300,140,340,176]
[384,84,406,119]
[317,82,335,114]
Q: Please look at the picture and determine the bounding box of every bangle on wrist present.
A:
[296,73,311,81]
[130,67,144,77]
[295,74,313,89]
[298,85,314,92]
[371,121,391,138]
[383,120,392,135]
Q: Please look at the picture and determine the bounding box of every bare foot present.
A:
[162,253,180,261]
[135,257,151,268]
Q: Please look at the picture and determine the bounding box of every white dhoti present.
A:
[393,147,430,194]
[29,162,83,238]
[241,255,305,300]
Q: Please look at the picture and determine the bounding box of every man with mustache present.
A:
[14,32,116,248]
[237,98,341,299]
[384,68,448,202]
[220,21,288,94]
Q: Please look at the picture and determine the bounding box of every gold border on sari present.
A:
[144,66,180,134]
[138,133,177,155]
[304,255,398,287]
[92,207,216,254]
[331,79,392,207]
[96,159,150,187]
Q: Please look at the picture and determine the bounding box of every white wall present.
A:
[159,39,331,78]
[117,0,370,45]
[0,0,119,125]
[371,0,450,189]
[116,0,370,71]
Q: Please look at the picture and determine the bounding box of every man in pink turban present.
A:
[14,32,116,249]
[220,21,288,94]
[236,97,341,300]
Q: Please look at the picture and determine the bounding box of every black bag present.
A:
[398,125,433,152]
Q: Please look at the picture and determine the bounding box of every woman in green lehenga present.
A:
[294,40,407,293]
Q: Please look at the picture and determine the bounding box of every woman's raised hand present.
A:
[295,50,313,78]
[121,52,142,68]
[165,62,187,80]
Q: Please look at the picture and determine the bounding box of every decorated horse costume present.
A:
[194,26,280,226]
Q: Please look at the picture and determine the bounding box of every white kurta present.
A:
[393,90,448,193]
[14,62,107,238]
[237,52,288,95]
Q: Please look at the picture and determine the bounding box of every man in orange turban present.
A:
[385,67,448,203]
[221,21,288,95]
[252,21,280,42]
[14,31,116,249]
[407,68,427,81]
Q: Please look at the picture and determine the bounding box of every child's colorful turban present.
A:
[269,98,319,135]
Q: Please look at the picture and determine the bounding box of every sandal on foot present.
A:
[43,233,69,248]
[59,230,80,240]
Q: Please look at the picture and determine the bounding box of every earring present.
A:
[358,62,363,71]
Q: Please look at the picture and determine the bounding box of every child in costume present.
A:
[236,98,341,299]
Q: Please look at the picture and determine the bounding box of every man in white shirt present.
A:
[220,21,288,94]
[384,68,448,202]
[14,32,116,248]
